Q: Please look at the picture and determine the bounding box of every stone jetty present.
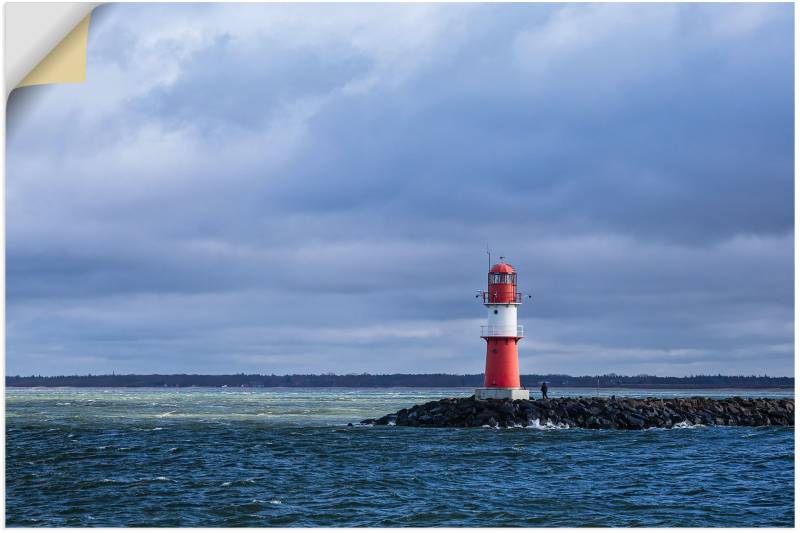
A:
[360,396,794,429]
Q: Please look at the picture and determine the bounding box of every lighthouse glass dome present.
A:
[484,263,520,305]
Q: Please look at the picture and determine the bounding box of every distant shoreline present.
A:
[5,385,794,390]
[5,373,794,389]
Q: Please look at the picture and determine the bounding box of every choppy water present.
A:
[6,387,794,527]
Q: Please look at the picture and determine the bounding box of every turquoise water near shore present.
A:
[6,387,794,526]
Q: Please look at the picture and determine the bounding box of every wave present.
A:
[671,421,705,429]
[525,418,570,430]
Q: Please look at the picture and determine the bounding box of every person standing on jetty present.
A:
[540,382,548,399]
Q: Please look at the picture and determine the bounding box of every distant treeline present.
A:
[5,373,794,388]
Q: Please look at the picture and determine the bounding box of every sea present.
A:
[6,387,794,527]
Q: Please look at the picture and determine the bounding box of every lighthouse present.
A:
[475,259,530,400]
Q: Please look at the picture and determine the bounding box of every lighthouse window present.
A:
[490,273,514,284]
[493,309,498,314]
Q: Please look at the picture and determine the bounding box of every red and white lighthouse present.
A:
[476,259,530,400]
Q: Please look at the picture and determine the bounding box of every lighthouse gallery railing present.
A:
[481,325,524,337]
[481,292,523,304]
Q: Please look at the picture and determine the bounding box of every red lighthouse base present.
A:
[476,336,529,400]
[483,337,521,388]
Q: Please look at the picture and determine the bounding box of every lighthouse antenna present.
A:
[486,244,491,269]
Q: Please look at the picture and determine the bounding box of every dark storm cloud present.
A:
[6,3,793,376]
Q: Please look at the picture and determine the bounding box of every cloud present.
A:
[6,3,793,376]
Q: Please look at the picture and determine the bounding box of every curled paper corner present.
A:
[17,13,92,89]
[5,3,100,96]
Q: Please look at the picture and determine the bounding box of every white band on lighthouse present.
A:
[486,304,517,332]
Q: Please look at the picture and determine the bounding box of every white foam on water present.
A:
[525,418,569,430]
[672,420,705,429]
[643,420,705,430]
[269,500,282,505]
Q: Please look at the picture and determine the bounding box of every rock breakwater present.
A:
[360,396,794,429]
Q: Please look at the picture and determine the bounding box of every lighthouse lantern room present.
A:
[475,259,530,400]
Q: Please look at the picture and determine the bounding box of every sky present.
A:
[6,3,794,377]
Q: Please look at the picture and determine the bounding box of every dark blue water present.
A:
[6,388,794,526]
